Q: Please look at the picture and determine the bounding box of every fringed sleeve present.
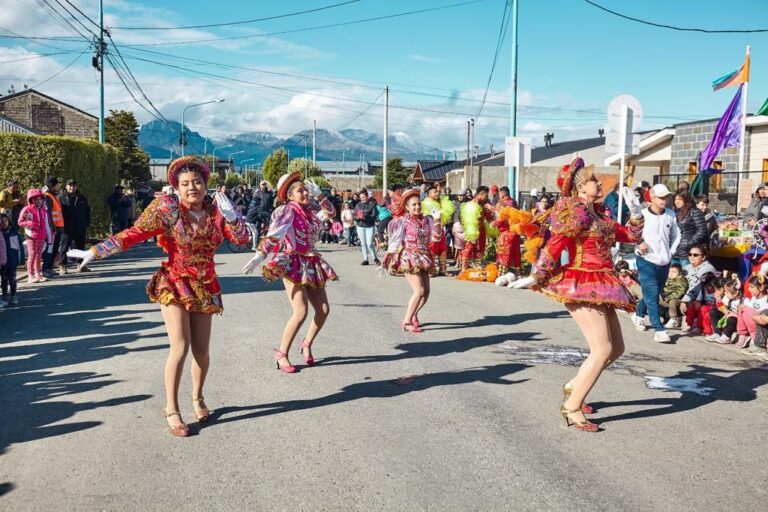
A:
[257,205,294,256]
[530,198,588,286]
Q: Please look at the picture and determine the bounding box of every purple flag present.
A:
[700,84,743,173]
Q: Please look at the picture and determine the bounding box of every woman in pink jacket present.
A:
[18,188,48,283]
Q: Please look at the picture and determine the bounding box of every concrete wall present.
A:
[749,125,768,172]
[670,120,748,175]
[325,174,375,191]
[0,93,97,139]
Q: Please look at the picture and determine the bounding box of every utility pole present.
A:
[508,0,519,199]
[98,0,105,144]
[383,86,389,197]
[470,118,475,187]
[312,119,317,166]
[466,121,471,188]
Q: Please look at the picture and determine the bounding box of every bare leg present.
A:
[278,279,308,367]
[563,305,615,424]
[412,270,431,321]
[606,308,625,364]
[403,272,425,324]
[303,286,331,359]
[189,312,213,413]
[160,304,191,428]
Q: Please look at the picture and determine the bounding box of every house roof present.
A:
[604,128,675,165]
[0,88,98,121]
[476,137,607,167]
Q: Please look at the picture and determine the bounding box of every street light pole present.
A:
[211,144,233,178]
[228,150,245,172]
[181,98,224,156]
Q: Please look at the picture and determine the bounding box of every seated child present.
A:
[615,260,642,301]
[706,277,740,344]
[659,263,689,329]
[736,274,768,348]
[319,219,334,244]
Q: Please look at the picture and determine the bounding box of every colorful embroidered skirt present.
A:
[538,268,635,312]
[263,252,338,288]
[384,249,435,275]
[147,266,224,314]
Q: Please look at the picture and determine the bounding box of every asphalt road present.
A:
[1,242,767,511]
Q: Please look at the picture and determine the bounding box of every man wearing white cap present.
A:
[631,183,681,342]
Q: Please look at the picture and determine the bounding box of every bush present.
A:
[0,133,119,237]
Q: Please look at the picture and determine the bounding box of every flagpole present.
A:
[737,45,750,207]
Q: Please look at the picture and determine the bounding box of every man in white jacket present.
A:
[632,184,681,342]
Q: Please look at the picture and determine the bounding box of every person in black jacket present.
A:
[695,194,718,243]
[245,180,275,248]
[58,180,91,271]
[353,188,379,265]
[328,187,343,221]
[672,190,708,266]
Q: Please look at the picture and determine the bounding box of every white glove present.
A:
[242,252,265,274]
[67,249,95,269]
[509,276,535,289]
[305,179,322,199]
[621,186,643,218]
[760,262,768,276]
[216,192,238,222]
[431,208,441,220]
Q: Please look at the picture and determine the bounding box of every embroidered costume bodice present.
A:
[386,214,442,254]
[260,197,336,257]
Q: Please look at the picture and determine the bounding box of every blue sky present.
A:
[1,0,767,150]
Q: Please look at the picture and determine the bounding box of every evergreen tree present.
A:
[374,157,410,189]
[262,148,289,187]
[104,110,151,185]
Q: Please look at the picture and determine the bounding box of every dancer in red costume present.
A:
[68,157,249,437]
[242,172,337,373]
[512,158,643,432]
[381,188,444,332]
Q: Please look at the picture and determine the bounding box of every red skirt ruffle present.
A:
[538,268,635,312]
[263,253,338,288]
[147,266,224,314]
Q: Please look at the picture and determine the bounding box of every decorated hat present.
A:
[276,171,302,203]
[556,157,594,196]
[393,188,421,217]
[167,156,210,189]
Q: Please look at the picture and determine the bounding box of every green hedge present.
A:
[0,133,119,237]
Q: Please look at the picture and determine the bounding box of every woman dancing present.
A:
[242,172,337,373]
[67,157,249,437]
[512,158,642,432]
[380,188,443,332]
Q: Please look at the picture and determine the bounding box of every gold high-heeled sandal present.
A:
[559,405,599,432]
[163,409,190,437]
[192,397,210,422]
[562,382,594,414]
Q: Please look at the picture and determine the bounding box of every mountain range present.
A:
[138,120,448,164]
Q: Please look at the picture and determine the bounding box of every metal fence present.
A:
[653,171,768,216]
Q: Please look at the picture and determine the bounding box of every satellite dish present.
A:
[607,94,643,131]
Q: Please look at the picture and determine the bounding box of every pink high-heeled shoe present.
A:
[400,321,423,333]
[273,349,296,373]
[300,339,315,366]
[412,315,420,329]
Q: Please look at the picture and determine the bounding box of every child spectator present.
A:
[697,276,720,335]
[319,219,334,244]
[659,263,689,328]
[17,188,48,284]
[615,260,642,301]
[452,221,465,270]
[0,221,5,308]
[735,274,768,348]
[331,220,344,244]
[340,202,356,247]
[1,213,23,305]
[706,277,740,344]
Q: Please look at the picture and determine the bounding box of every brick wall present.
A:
[670,120,749,177]
[0,93,97,139]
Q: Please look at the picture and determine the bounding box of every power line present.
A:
[53,0,98,38]
[0,50,87,64]
[583,0,768,33]
[35,0,93,42]
[113,0,360,30]
[475,0,511,119]
[337,90,384,130]
[105,52,168,124]
[105,37,168,123]
[0,26,76,51]
[118,0,490,47]
[62,0,101,30]
[27,48,88,89]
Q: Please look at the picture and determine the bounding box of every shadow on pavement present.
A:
[320,331,543,368]
[592,364,768,424]
[423,311,570,330]
[0,248,166,455]
[208,363,531,426]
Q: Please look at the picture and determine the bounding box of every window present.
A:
[687,161,698,179]
[710,161,723,192]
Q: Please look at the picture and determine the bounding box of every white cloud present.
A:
[409,54,442,64]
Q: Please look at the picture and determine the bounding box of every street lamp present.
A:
[211,144,233,176]
[228,150,245,171]
[181,98,225,156]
